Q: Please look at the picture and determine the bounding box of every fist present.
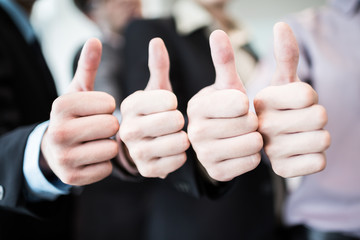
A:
[187,30,263,182]
[120,38,190,178]
[41,39,120,186]
[254,22,331,178]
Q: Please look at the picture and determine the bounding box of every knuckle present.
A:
[230,91,249,116]
[104,93,116,112]
[271,160,289,178]
[247,112,259,131]
[60,169,78,185]
[187,123,205,143]
[253,91,268,112]
[299,83,317,107]
[120,124,143,143]
[129,145,150,162]
[195,145,214,162]
[99,161,114,178]
[312,154,327,173]
[107,140,120,158]
[257,115,274,136]
[319,130,331,151]
[251,132,264,152]
[207,166,232,182]
[51,96,67,115]
[120,91,143,114]
[187,97,200,116]
[178,131,190,151]
[249,153,262,169]
[176,153,188,167]
[47,125,70,144]
[164,91,178,110]
[313,105,328,129]
[173,110,185,130]
[264,143,278,159]
[56,149,72,167]
[108,116,120,135]
[137,164,156,178]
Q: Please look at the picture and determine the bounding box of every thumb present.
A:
[145,38,172,91]
[67,38,102,93]
[210,30,246,93]
[272,22,300,85]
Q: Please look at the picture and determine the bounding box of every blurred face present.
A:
[93,0,142,33]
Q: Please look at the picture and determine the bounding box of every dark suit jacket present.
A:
[0,6,73,239]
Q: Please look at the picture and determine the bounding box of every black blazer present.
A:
[0,7,73,239]
[118,18,278,240]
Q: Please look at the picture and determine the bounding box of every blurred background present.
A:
[30,0,325,94]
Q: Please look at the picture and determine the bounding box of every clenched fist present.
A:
[41,39,120,186]
[120,38,190,178]
[254,22,331,178]
[187,30,263,182]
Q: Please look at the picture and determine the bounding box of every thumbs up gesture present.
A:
[41,39,120,186]
[187,30,263,182]
[120,38,190,178]
[254,23,331,178]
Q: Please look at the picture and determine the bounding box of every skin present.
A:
[120,39,190,179]
[187,30,263,182]
[254,22,331,178]
[39,23,330,184]
[120,23,330,181]
[41,39,120,185]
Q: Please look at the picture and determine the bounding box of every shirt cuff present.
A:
[23,121,71,201]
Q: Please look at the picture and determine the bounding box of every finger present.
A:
[265,130,331,159]
[188,112,258,140]
[272,22,300,85]
[66,139,119,167]
[209,30,246,92]
[63,160,113,186]
[136,153,187,178]
[258,104,328,136]
[121,110,184,141]
[271,153,326,178]
[128,131,190,161]
[58,114,119,144]
[51,91,116,119]
[194,132,263,163]
[205,153,261,182]
[254,82,318,111]
[121,90,177,117]
[68,38,102,93]
[146,38,172,91]
[187,89,249,119]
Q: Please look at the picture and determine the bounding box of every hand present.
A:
[120,38,190,178]
[41,39,120,186]
[254,22,331,178]
[187,30,263,182]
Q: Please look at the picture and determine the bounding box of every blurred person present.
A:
[249,0,359,239]
[119,0,278,239]
[72,1,156,239]
[0,1,329,240]
[73,0,142,108]
[120,0,329,239]
[0,0,120,238]
[73,0,265,239]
